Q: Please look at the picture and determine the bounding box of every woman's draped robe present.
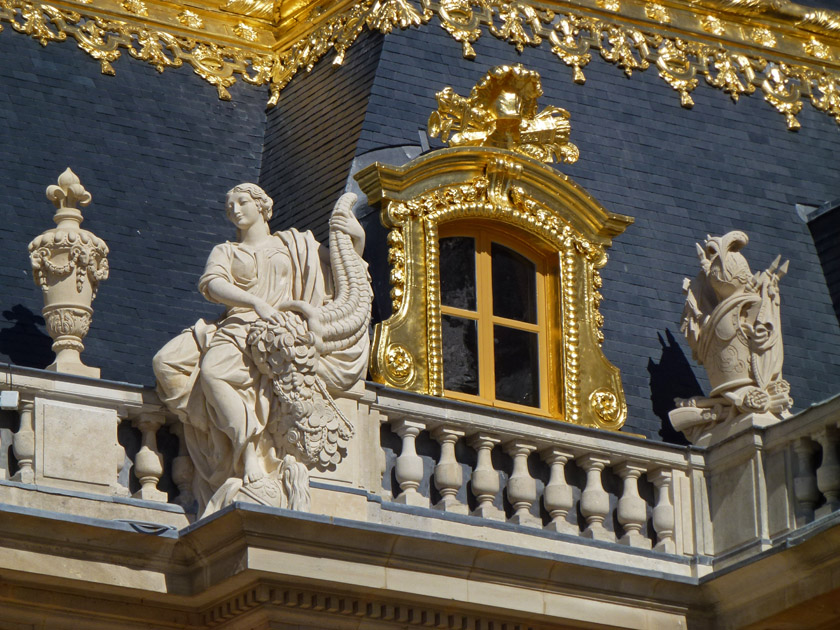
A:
[153,228,369,516]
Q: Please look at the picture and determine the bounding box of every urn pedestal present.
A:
[28,168,109,378]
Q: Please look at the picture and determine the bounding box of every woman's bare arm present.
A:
[205,278,283,324]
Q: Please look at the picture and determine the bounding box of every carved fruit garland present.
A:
[28,168,109,377]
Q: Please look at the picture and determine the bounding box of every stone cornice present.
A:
[1,0,839,127]
[2,501,840,628]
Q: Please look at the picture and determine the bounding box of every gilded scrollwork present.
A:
[2,0,840,129]
[427,64,579,164]
[489,2,550,53]
[705,49,759,102]
[0,0,272,98]
[656,38,699,108]
[762,64,803,130]
[599,24,652,77]
[550,15,592,84]
[809,72,840,124]
[367,0,430,32]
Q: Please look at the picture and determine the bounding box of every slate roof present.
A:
[1,20,838,441]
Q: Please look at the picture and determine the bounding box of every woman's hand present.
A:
[277,300,324,348]
[254,299,283,325]
[330,194,365,255]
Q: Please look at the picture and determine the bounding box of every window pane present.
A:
[439,236,476,311]
[491,242,536,323]
[442,314,479,395]
[494,325,539,407]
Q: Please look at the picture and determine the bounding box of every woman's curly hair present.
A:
[227,183,274,220]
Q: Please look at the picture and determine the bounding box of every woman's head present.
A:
[226,183,274,221]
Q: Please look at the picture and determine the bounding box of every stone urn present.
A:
[28,168,109,377]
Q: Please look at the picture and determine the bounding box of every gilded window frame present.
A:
[356,146,634,430]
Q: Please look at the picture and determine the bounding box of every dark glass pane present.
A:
[439,236,476,311]
[494,325,539,407]
[442,314,479,395]
[491,243,536,323]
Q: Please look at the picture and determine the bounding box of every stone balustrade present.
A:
[374,386,689,556]
[1,366,839,575]
[0,365,187,528]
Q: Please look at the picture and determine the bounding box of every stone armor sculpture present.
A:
[153,184,372,518]
[669,231,792,444]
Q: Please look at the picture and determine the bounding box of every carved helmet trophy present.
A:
[670,231,792,445]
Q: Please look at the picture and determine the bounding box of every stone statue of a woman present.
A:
[153,184,372,517]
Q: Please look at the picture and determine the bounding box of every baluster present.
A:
[11,400,35,484]
[468,434,503,520]
[432,427,466,514]
[170,422,195,510]
[793,437,819,524]
[393,420,428,507]
[132,413,167,502]
[505,442,538,526]
[579,455,612,541]
[616,462,650,548]
[815,427,840,517]
[542,448,576,534]
[649,469,676,554]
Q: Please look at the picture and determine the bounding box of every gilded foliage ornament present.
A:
[0,0,273,98]
[804,36,830,60]
[427,64,579,164]
[701,14,725,36]
[121,0,147,17]
[1,0,840,129]
[645,3,670,24]
[176,10,203,29]
[751,27,776,48]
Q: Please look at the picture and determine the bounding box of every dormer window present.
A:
[358,66,632,430]
[439,226,556,415]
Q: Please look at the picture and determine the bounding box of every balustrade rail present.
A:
[1,366,839,569]
[374,390,690,555]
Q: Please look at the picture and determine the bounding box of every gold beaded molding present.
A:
[1,0,839,127]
